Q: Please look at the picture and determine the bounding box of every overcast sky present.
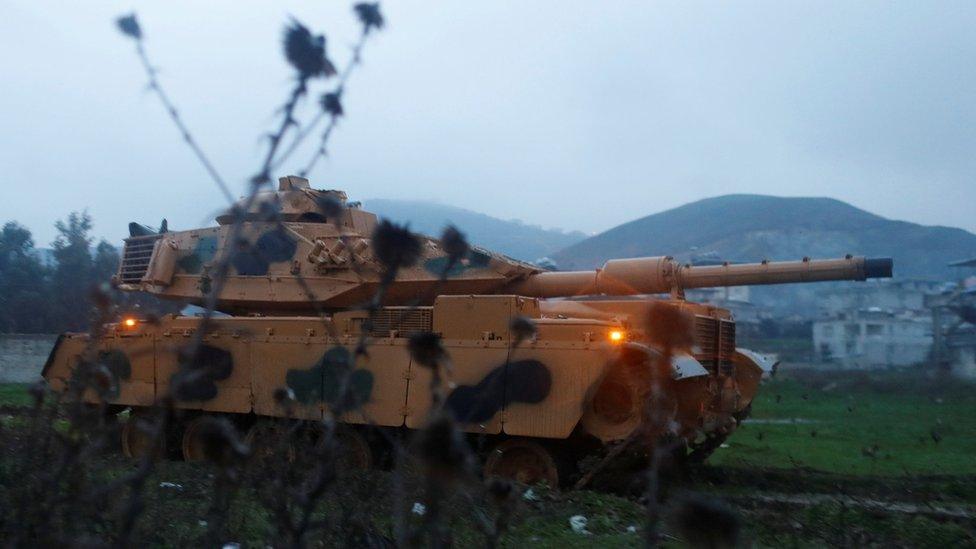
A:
[2,1,974,246]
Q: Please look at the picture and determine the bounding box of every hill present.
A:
[362,198,586,262]
[552,194,976,281]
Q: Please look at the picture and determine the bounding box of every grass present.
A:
[1,373,974,546]
[710,371,976,476]
[15,369,971,477]
[0,383,31,408]
[2,372,975,478]
[740,500,976,548]
[115,461,651,547]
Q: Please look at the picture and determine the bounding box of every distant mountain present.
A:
[552,194,976,281]
[362,199,586,262]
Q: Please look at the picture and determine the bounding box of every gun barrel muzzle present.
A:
[509,255,894,297]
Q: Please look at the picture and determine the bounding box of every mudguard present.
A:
[732,347,780,412]
[671,352,709,380]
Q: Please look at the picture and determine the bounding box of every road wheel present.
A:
[180,415,226,462]
[484,438,559,487]
[244,419,296,463]
[121,409,164,459]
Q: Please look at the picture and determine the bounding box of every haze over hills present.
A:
[362,198,586,262]
[28,195,974,290]
[25,199,585,265]
[552,194,976,282]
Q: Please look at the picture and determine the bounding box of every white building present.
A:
[812,308,932,368]
[948,329,976,379]
[819,279,944,316]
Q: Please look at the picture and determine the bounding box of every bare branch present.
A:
[118,17,235,203]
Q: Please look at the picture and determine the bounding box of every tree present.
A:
[0,222,50,332]
[0,212,179,334]
[93,239,120,285]
[51,212,96,331]
[0,222,35,270]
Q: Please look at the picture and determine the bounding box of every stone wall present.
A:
[0,334,57,383]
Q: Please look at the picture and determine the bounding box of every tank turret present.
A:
[116,177,892,313]
[116,176,540,313]
[214,176,357,225]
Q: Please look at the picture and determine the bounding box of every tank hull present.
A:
[43,295,772,482]
[61,178,883,484]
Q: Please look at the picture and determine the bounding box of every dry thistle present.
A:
[408,332,445,369]
[354,3,385,33]
[510,315,537,346]
[116,13,142,40]
[310,196,344,222]
[645,302,695,353]
[320,92,344,117]
[372,220,422,274]
[439,225,469,271]
[283,19,337,79]
[415,413,472,480]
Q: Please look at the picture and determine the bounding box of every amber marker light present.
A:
[609,330,624,343]
[122,317,137,329]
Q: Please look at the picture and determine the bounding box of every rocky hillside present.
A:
[552,194,976,281]
[363,198,585,262]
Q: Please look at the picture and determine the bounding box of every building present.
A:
[946,326,976,379]
[810,278,947,369]
[812,308,932,369]
[929,258,976,379]
[818,279,945,316]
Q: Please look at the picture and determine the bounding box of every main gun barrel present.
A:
[508,255,892,298]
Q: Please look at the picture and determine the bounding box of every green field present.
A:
[0,383,32,408]
[3,372,973,477]
[713,371,976,476]
[1,373,974,546]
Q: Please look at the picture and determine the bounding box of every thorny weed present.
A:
[1,4,748,548]
[2,4,510,548]
[116,14,234,205]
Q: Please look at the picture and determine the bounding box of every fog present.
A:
[1,1,974,245]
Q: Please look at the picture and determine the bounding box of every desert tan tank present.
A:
[42,176,892,485]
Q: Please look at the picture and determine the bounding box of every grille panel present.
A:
[695,315,718,372]
[718,319,736,375]
[368,307,433,337]
[119,234,162,284]
[694,315,736,374]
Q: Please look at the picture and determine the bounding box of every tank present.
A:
[42,176,893,485]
